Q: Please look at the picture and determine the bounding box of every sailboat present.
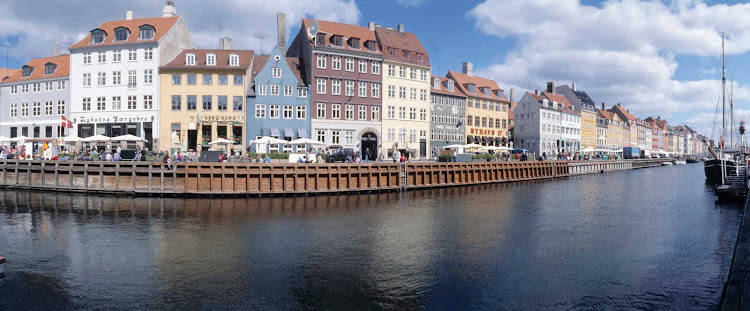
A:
[705,33,739,183]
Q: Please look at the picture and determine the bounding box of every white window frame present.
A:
[371,62,380,75]
[269,105,280,118]
[229,54,239,66]
[358,60,367,73]
[358,106,367,120]
[258,85,267,95]
[332,56,341,70]
[270,85,280,96]
[316,78,326,94]
[358,81,367,97]
[371,83,380,98]
[255,104,266,118]
[316,54,326,69]
[296,106,307,119]
[345,58,354,72]
[206,53,216,66]
[331,104,341,119]
[316,103,326,119]
[331,79,341,95]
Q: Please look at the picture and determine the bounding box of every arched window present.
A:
[139,25,155,40]
[114,27,130,41]
[229,54,239,66]
[91,29,105,44]
[186,53,196,65]
[206,53,216,66]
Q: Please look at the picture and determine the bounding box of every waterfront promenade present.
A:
[0,159,663,196]
[721,195,750,310]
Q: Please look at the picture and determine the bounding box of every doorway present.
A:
[188,130,197,151]
[361,132,378,160]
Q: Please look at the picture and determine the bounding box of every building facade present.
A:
[158,46,253,154]
[449,63,509,147]
[556,84,596,150]
[0,55,71,147]
[376,24,431,159]
[247,46,311,153]
[514,90,580,156]
[69,3,194,150]
[287,19,383,160]
[429,76,466,156]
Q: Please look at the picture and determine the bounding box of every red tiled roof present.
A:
[541,91,577,113]
[70,16,180,49]
[448,70,508,102]
[161,49,254,70]
[252,55,269,75]
[286,57,305,86]
[430,76,465,97]
[1,55,70,84]
[301,19,381,55]
[508,102,518,120]
[609,104,637,121]
[0,68,18,81]
[375,27,429,67]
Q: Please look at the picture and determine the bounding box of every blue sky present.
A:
[2,0,749,139]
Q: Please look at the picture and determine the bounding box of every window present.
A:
[331,130,340,144]
[10,104,17,118]
[298,88,308,98]
[420,70,427,81]
[45,101,53,115]
[345,130,354,145]
[217,96,227,110]
[128,70,136,87]
[398,106,406,119]
[144,69,153,84]
[317,130,326,143]
[139,25,154,40]
[345,58,354,71]
[270,85,280,96]
[115,28,128,41]
[233,75,243,85]
[332,104,341,119]
[399,128,406,142]
[409,129,417,143]
[98,72,107,85]
[98,52,106,63]
[316,54,326,69]
[171,74,181,85]
[113,51,121,62]
[22,85,28,93]
[371,62,380,75]
[358,81,367,97]
[91,30,105,44]
[283,105,293,119]
[387,106,395,119]
[371,83,380,98]
[399,66,406,78]
[345,80,354,96]
[359,60,367,73]
[229,54,239,66]
[57,100,65,115]
[31,102,41,116]
[332,56,341,70]
[297,106,307,119]
[96,97,105,111]
[388,85,395,98]
[420,108,426,121]
[143,95,153,109]
[331,35,343,46]
[187,95,197,110]
[233,96,243,111]
[83,53,92,64]
[331,79,341,95]
[144,48,153,60]
[187,74,197,85]
[410,68,416,80]
[203,95,212,110]
[316,78,326,94]
[113,71,122,85]
[128,49,136,61]
[488,118,494,128]
[203,74,213,85]
[218,74,227,85]
[83,73,91,87]
[409,107,416,120]
[10,86,17,94]
[420,89,427,101]
[284,85,293,96]
[206,54,216,65]
[112,96,121,110]
[317,103,326,118]
[45,63,55,75]
[348,38,360,49]
[269,105,280,118]
[258,85,267,95]
[255,104,266,118]
[409,88,416,100]
[365,41,377,51]
[345,104,354,120]
[21,102,30,116]
[33,83,40,92]
[399,86,406,99]
[387,128,395,142]
[45,82,53,91]
[171,95,181,110]
[371,106,379,121]
[186,53,196,65]
[358,106,367,120]
[387,64,395,76]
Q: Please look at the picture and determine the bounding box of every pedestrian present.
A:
[451,150,457,162]
[113,152,122,161]
[393,149,401,163]
[364,148,370,163]
[263,154,271,163]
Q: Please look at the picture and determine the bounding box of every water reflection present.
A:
[0,164,742,310]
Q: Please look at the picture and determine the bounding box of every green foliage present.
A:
[438,154,452,162]
[471,153,496,161]
[248,152,290,160]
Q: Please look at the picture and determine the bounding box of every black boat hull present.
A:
[704,159,738,183]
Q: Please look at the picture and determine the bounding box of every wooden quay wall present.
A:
[0,159,666,196]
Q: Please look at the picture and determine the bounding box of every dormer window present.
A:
[466,83,476,93]
[348,38,360,49]
[229,54,239,66]
[114,27,129,41]
[481,87,490,96]
[447,80,454,91]
[494,89,504,98]
[139,25,155,40]
[389,48,396,55]
[403,51,411,59]
[433,77,441,89]
[315,33,326,46]
[365,41,376,51]
[21,65,32,77]
[417,54,424,62]
[44,63,56,75]
[206,53,216,66]
[330,35,343,46]
[186,53,196,65]
[91,29,105,44]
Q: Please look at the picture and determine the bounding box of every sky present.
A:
[1,0,749,139]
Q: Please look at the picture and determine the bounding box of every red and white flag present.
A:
[60,115,73,129]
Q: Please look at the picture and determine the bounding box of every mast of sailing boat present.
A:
[721,32,727,183]
[731,78,734,149]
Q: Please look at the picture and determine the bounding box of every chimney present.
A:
[601,103,605,110]
[52,43,60,57]
[386,26,394,30]
[509,88,514,103]
[126,10,133,20]
[375,24,381,28]
[277,13,287,54]
[572,82,576,91]
[162,1,177,18]
[546,81,555,94]
[534,89,539,95]
[617,103,621,107]
[397,24,404,33]
[462,62,473,77]
[368,21,375,31]
[220,37,232,50]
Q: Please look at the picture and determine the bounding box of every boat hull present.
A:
[704,159,738,183]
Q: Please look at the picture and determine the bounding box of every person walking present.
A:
[364,148,370,163]
[392,149,401,163]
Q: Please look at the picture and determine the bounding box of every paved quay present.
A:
[721,195,750,310]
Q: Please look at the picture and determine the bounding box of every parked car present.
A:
[326,148,355,163]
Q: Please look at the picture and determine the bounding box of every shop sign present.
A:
[78,115,152,124]
[198,115,243,123]
[470,128,495,136]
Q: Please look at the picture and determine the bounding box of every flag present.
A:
[61,115,73,129]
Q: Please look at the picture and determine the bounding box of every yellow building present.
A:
[449,64,510,146]
[600,109,624,148]
[158,48,253,154]
[581,110,597,149]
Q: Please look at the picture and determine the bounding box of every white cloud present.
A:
[396,0,425,7]
[0,0,360,59]
[468,0,750,131]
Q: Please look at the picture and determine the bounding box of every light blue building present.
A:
[247,45,311,153]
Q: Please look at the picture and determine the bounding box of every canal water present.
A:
[0,163,741,310]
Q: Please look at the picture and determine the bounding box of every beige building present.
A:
[158,45,253,154]
[376,25,431,159]
[449,63,510,147]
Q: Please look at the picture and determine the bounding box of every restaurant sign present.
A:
[469,128,495,136]
[198,115,243,123]
[78,115,151,124]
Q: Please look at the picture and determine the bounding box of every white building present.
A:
[514,90,580,156]
[69,2,194,150]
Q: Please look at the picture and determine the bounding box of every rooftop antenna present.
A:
[254,33,269,55]
[1,42,8,76]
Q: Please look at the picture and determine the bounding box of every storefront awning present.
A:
[482,136,489,144]
[298,129,308,138]
[495,137,502,145]
[473,136,480,144]
[270,128,280,137]
[466,135,474,144]
[284,128,294,138]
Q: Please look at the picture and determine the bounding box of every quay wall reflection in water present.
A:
[0,164,742,310]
